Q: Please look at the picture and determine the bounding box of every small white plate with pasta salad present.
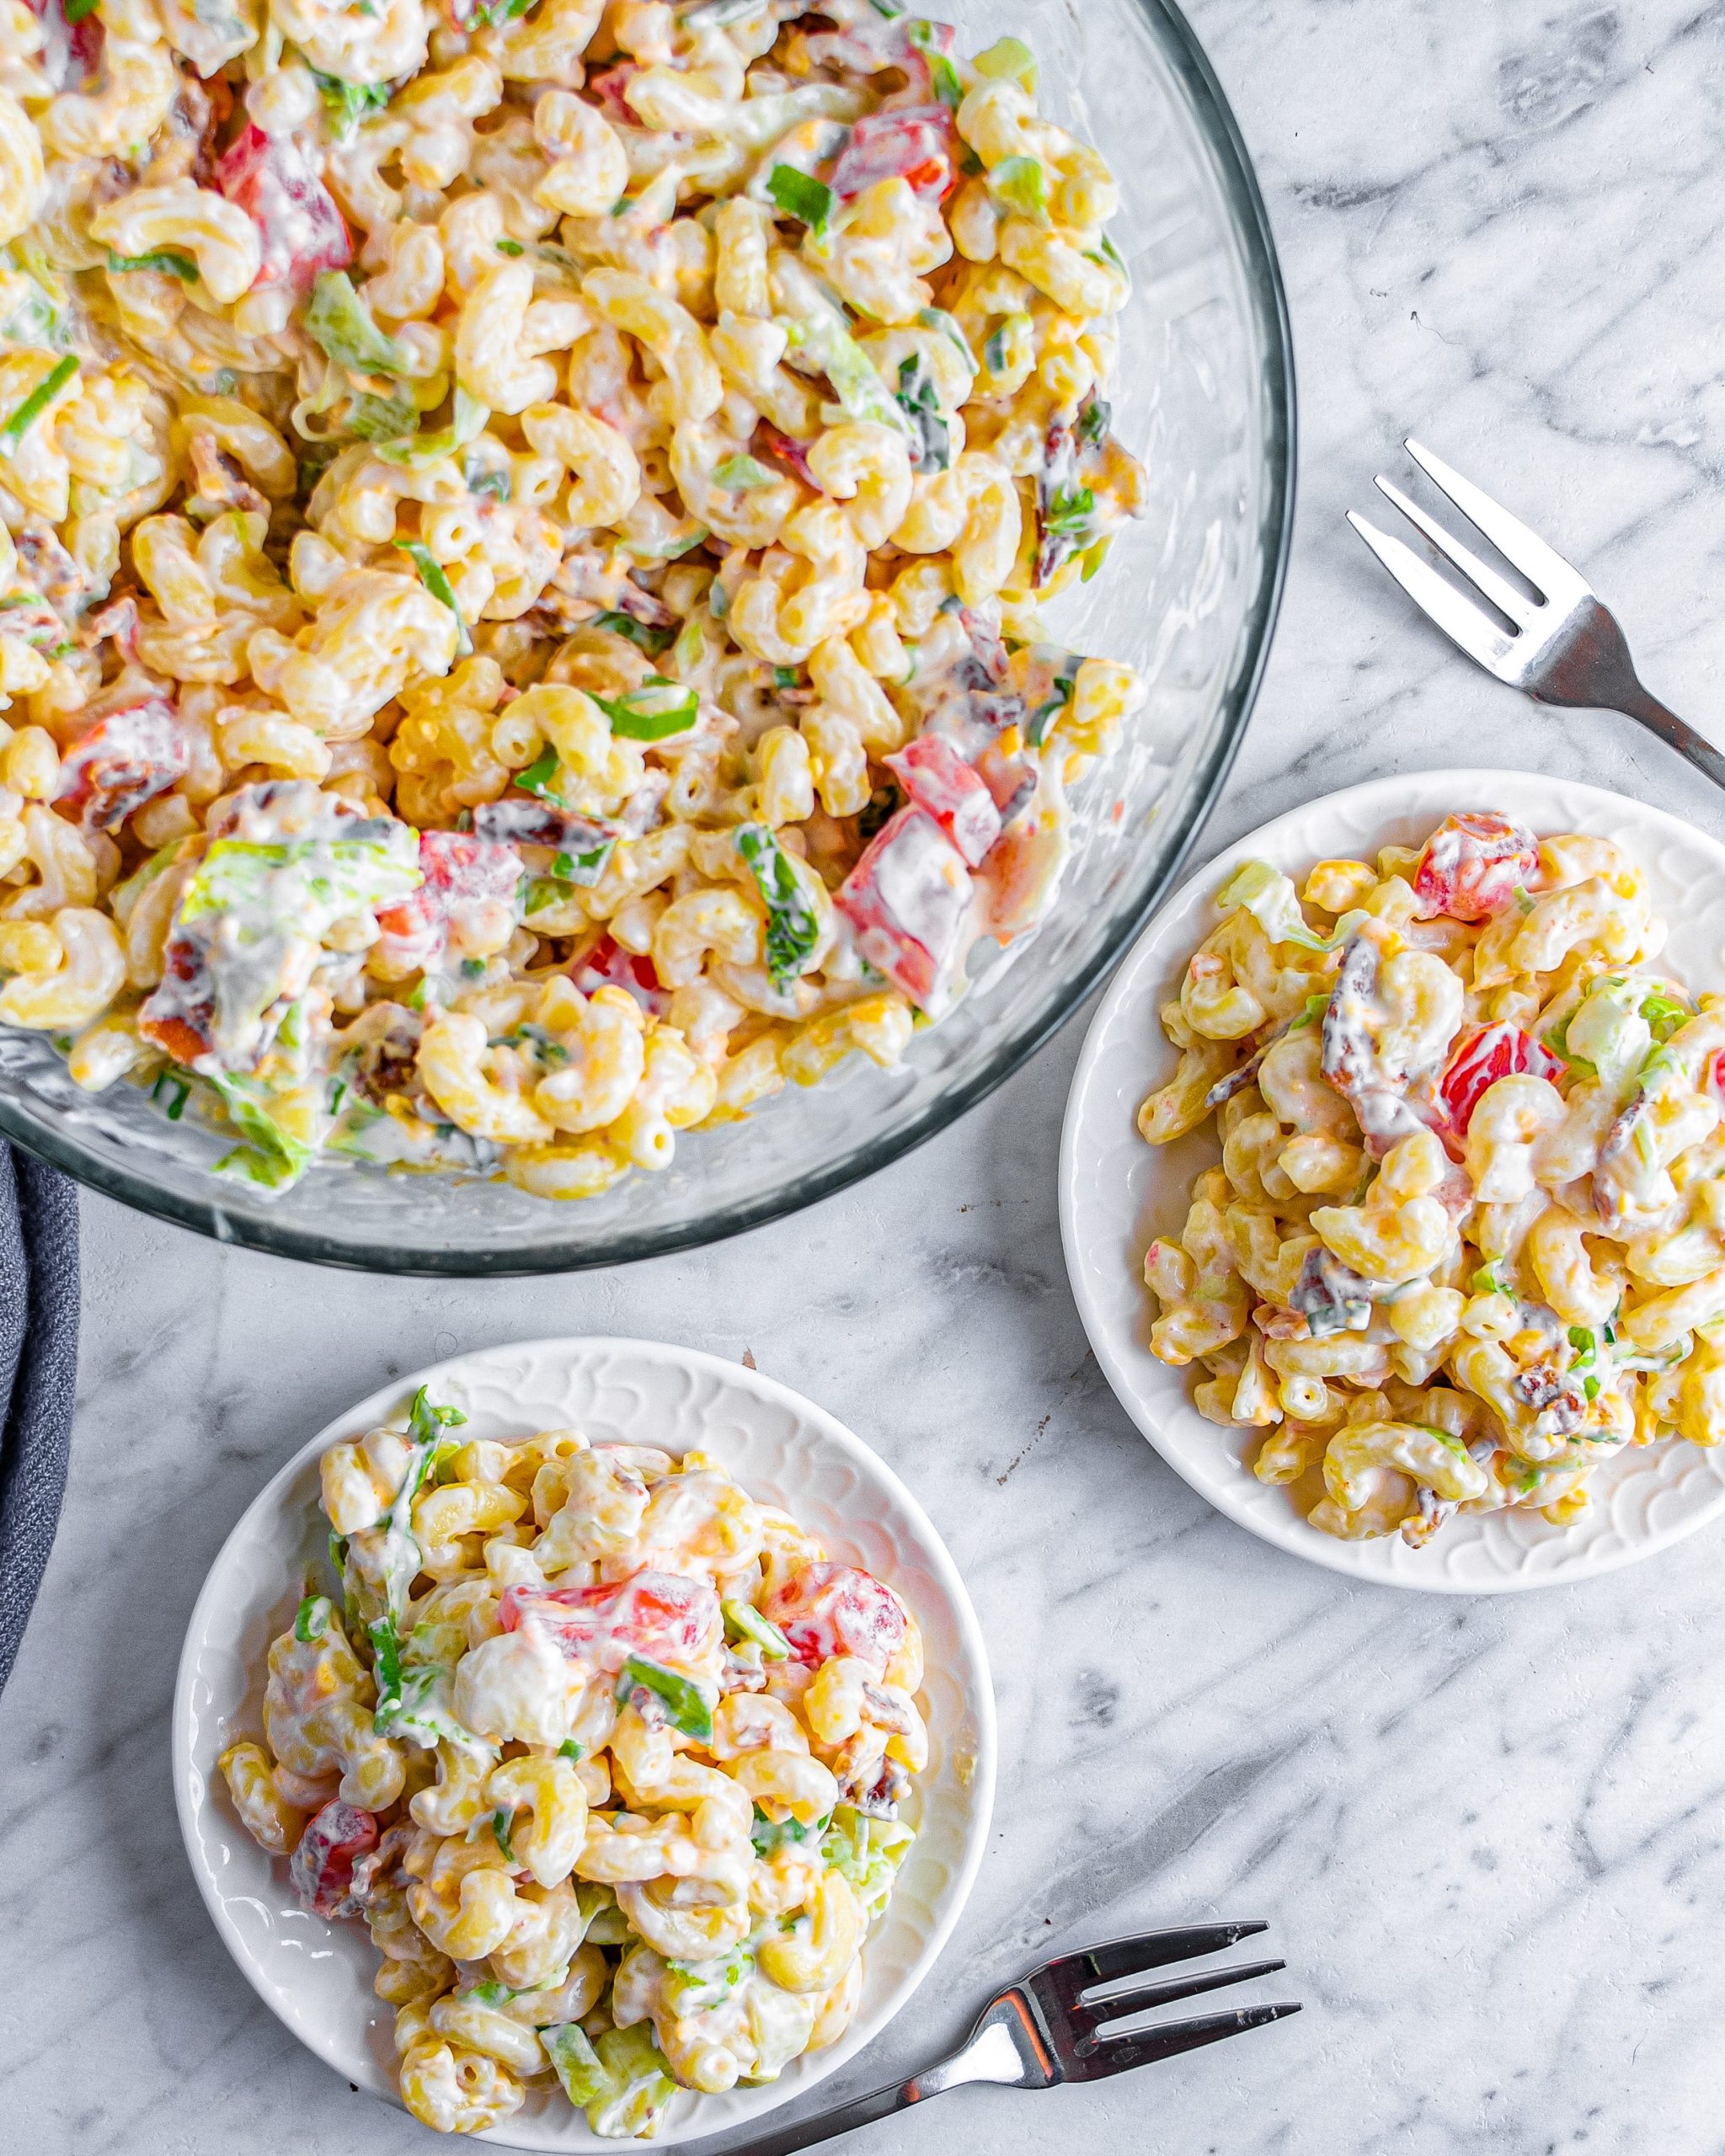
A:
[1060,768,1725,1593]
[173,1336,995,2144]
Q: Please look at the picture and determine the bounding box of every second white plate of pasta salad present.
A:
[174,1335,995,2143]
[1060,769,1725,1593]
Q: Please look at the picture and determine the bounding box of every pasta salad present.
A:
[219,1387,927,2137]
[1138,809,1725,1548]
[0,0,1146,1199]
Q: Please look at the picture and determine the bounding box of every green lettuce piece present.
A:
[306,271,403,376]
[584,2025,677,2139]
[206,1073,313,1191]
[376,389,489,469]
[820,1803,915,1921]
[1215,859,1329,953]
[544,2021,606,2108]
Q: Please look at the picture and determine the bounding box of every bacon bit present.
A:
[753,423,816,488]
[289,1799,378,1919]
[186,432,269,521]
[55,692,188,834]
[1253,1304,1314,1341]
[23,0,102,94]
[82,594,140,662]
[1412,811,1540,923]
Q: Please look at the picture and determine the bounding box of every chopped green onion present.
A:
[0,355,77,455]
[1043,484,1096,537]
[408,1385,467,1449]
[107,248,199,282]
[394,540,471,654]
[492,1807,516,1864]
[736,823,820,986]
[515,745,562,802]
[367,1617,404,1723]
[722,1598,791,1660]
[906,19,963,106]
[713,452,776,490]
[311,72,393,141]
[991,155,1047,219]
[615,1653,713,1741]
[1077,395,1112,445]
[772,664,799,689]
[294,1593,333,1643]
[591,677,700,741]
[152,1070,191,1121]
[590,609,675,655]
[767,164,834,232]
[558,1738,585,1762]
[750,1804,813,1856]
[974,35,1035,84]
[494,237,524,256]
[62,0,99,20]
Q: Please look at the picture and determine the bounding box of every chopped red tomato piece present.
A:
[374,830,521,977]
[829,106,959,203]
[1412,811,1539,923]
[214,125,351,295]
[1438,1022,1565,1134]
[501,1567,722,1673]
[289,1798,378,1919]
[571,932,669,1017]
[835,807,975,1017]
[763,1562,908,1673]
[55,693,187,833]
[23,0,101,92]
[586,63,640,126]
[1707,1049,1725,1102]
[885,734,1001,867]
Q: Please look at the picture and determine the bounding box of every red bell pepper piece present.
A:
[835,806,975,1017]
[829,106,959,203]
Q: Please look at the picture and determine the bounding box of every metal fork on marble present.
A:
[1348,438,1725,792]
[685,1922,1299,2155]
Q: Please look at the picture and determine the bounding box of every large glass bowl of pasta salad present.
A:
[0,0,1291,1269]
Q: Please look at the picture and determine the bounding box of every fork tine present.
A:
[1080,2001,1302,2079]
[1067,1922,1268,1984]
[1077,1956,1286,2032]
[1402,438,1589,606]
[1346,511,1516,673]
[1371,474,1534,625]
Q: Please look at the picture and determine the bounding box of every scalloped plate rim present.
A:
[1059,766,1725,1595]
[171,1334,997,2146]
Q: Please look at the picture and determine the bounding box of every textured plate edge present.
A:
[170,1333,998,2147]
[1058,765,1725,1596]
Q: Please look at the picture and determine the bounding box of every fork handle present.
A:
[675,2070,930,2156]
[1613,682,1725,796]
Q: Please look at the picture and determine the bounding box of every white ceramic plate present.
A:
[173,1336,996,2146]
[1060,768,1725,1593]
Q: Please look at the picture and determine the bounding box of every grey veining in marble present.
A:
[8,2,1725,2150]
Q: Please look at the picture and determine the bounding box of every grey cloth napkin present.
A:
[0,1144,78,1695]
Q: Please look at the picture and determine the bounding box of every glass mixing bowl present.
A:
[0,0,1294,1273]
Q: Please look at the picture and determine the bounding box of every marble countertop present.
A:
[8,2,1725,2149]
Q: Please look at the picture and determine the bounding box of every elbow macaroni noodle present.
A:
[0,0,1147,1200]
[221,1384,926,2139]
[1138,810,1725,1549]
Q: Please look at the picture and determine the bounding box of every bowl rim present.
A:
[170,1332,1000,2146]
[0,0,1296,1276]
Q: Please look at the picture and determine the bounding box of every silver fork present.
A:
[1348,438,1725,792]
[679,1922,1299,2155]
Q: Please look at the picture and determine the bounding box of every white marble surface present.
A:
[9,2,1725,2149]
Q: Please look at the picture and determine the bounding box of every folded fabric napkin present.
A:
[0,1144,78,1696]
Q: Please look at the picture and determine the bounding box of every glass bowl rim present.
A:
[0,0,1297,1277]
